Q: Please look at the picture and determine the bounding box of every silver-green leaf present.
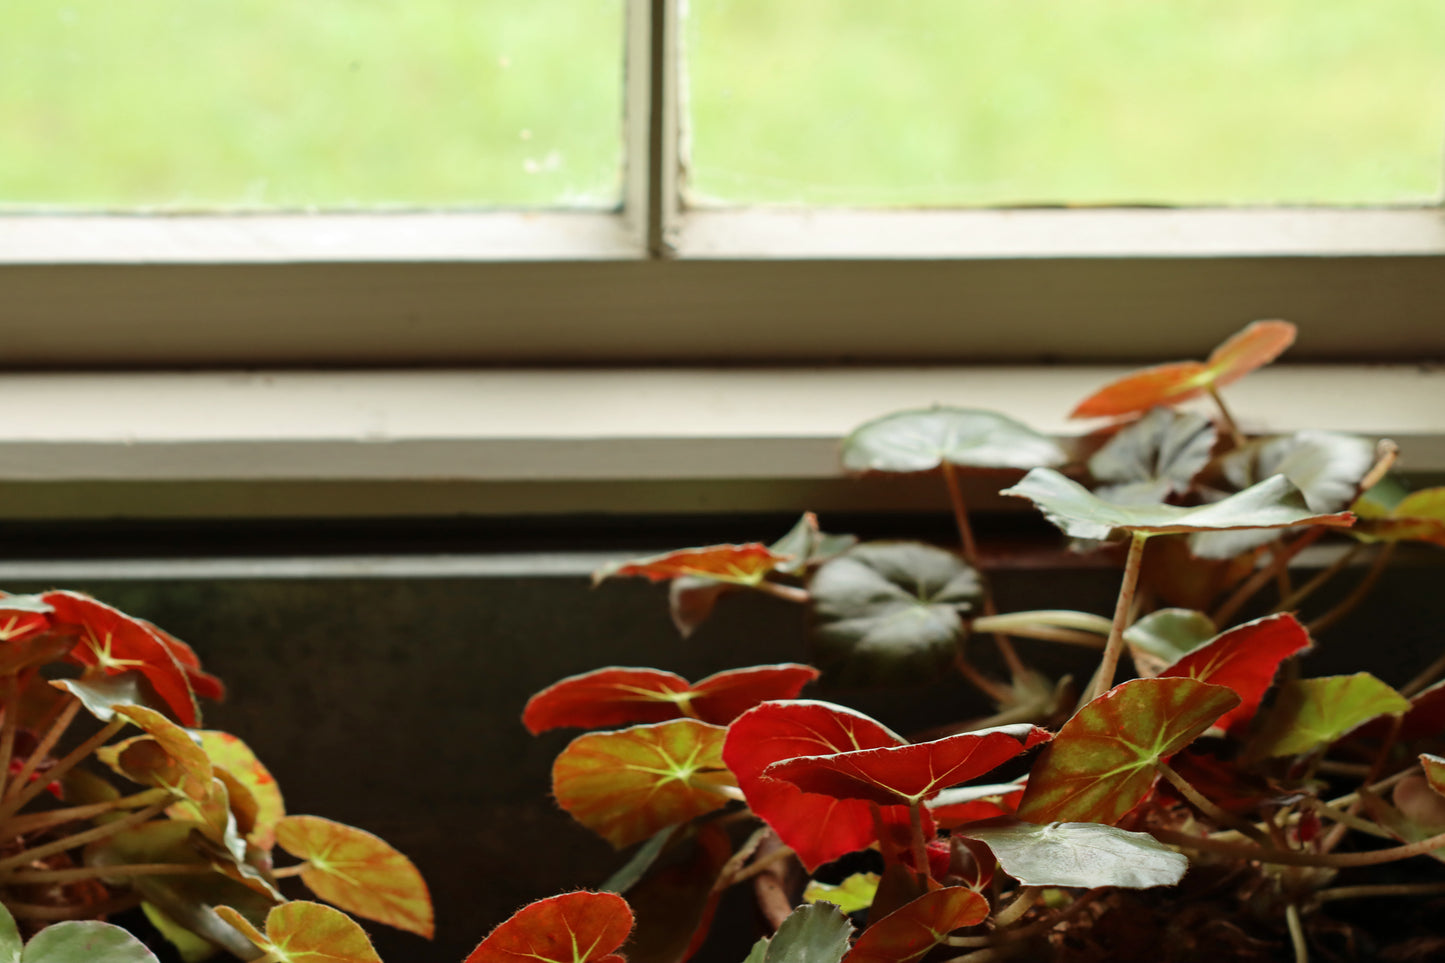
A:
[960,819,1187,889]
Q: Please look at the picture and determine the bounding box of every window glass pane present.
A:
[684,0,1445,207]
[2,1,624,210]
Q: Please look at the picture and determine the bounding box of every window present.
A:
[2,0,1442,368]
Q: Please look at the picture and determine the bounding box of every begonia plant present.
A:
[480,320,1445,963]
[0,590,431,962]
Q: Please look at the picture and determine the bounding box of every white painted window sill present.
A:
[0,365,1440,519]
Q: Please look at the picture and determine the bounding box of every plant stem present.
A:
[1307,799,1391,841]
[1156,761,1269,845]
[0,716,127,826]
[1270,543,1364,615]
[1083,532,1148,706]
[953,653,1014,705]
[941,461,981,565]
[991,887,1039,929]
[942,461,1025,682]
[6,895,141,921]
[0,798,169,875]
[5,696,81,803]
[7,862,215,884]
[723,845,796,887]
[0,676,18,801]
[973,610,1114,636]
[751,580,809,604]
[1317,881,1445,903]
[4,786,172,836]
[1207,385,1247,450]
[1402,648,1445,699]
[1307,543,1395,636]
[1358,439,1400,493]
[972,611,1111,649]
[1152,825,1445,869]
[909,801,930,890]
[1212,528,1326,626]
[1285,902,1309,963]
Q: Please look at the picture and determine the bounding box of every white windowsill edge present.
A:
[2,209,1442,264]
[1,366,1441,486]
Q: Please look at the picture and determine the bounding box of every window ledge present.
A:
[0,365,1440,518]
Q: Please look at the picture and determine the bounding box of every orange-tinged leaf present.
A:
[274,814,434,939]
[553,720,731,849]
[1205,319,1297,388]
[524,664,819,734]
[43,591,200,726]
[265,900,383,963]
[846,888,989,963]
[196,730,286,850]
[465,891,634,963]
[593,544,790,587]
[1016,677,1239,825]
[1070,361,1210,420]
[114,705,213,800]
[1070,320,1295,419]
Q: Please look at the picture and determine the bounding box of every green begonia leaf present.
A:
[808,542,981,685]
[741,902,853,963]
[960,818,1187,889]
[0,903,19,963]
[842,408,1065,474]
[803,873,879,915]
[1248,673,1411,760]
[1002,469,1354,542]
[20,923,161,963]
[1124,609,1217,677]
[1350,486,1445,547]
[1089,408,1216,505]
[1191,430,1375,557]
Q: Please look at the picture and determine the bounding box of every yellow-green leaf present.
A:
[552,719,731,848]
[1248,673,1411,760]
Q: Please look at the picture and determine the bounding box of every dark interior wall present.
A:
[3,545,1442,962]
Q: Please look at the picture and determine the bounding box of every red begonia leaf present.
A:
[465,891,633,963]
[1070,320,1296,419]
[764,724,1050,807]
[1159,612,1311,733]
[1017,677,1240,825]
[0,629,75,675]
[553,720,731,848]
[524,664,819,734]
[42,591,199,726]
[0,593,52,643]
[593,544,791,587]
[928,782,1026,829]
[723,700,908,871]
[142,620,226,703]
[846,888,989,963]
